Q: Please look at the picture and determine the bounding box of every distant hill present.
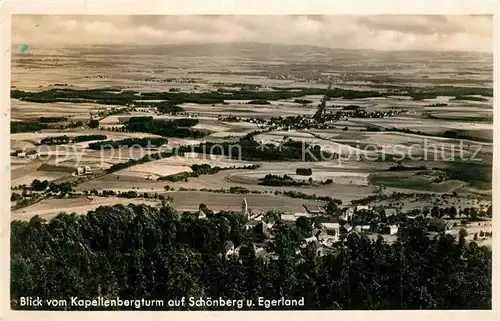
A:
[23,42,492,60]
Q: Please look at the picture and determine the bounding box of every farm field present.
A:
[11,196,160,221]
[167,191,327,213]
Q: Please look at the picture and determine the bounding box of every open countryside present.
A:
[10,15,493,311]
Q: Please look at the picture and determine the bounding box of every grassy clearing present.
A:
[368,171,465,193]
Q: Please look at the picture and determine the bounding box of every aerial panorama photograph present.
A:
[10,15,493,310]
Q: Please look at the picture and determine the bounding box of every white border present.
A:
[1,1,499,321]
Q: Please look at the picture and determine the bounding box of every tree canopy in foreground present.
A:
[11,204,491,310]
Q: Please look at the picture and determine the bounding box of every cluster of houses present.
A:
[75,166,92,176]
[196,198,467,261]
[14,149,38,160]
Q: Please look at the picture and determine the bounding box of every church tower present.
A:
[241,198,249,218]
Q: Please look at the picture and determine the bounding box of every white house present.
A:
[322,222,340,237]
[322,222,340,231]
[75,166,92,175]
[342,223,353,233]
[25,150,38,159]
[281,214,297,222]
[301,236,319,248]
[384,208,397,217]
[183,152,199,158]
[388,225,399,235]
[251,213,263,221]
[75,166,85,175]
[356,205,371,212]
[295,212,313,218]
[321,234,340,245]
[339,207,355,221]
[340,210,354,221]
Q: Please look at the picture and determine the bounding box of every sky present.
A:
[12,15,493,52]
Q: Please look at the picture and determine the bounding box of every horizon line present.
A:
[10,41,493,55]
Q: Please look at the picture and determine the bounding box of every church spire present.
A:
[241,198,249,218]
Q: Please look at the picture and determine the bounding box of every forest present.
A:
[88,137,168,150]
[123,117,206,139]
[259,174,309,187]
[10,121,49,133]
[11,203,491,311]
[11,84,492,108]
[184,135,332,162]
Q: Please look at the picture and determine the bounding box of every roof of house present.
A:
[281,214,297,221]
[253,221,271,238]
[295,212,313,217]
[223,240,234,253]
[385,208,397,216]
[389,225,398,229]
[322,222,340,229]
[428,219,448,230]
[303,204,325,213]
[304,236,318,243]
[342,206,354,212]
[343,223,353,231]
[340,212,352,220]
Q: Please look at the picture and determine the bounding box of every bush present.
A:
[89,119,100,129]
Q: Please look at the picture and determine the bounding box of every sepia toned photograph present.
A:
[8,14,494,311]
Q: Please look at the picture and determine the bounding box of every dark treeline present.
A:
[133,101,184,114]
[106,150,175,173]
[436,162,491,190]
[28,179,73,196]
[294,99,313,104]
[248,100,270,105]
[11,88,320,105]
[328,88,385,99]
[424,103,448,107]
[11,85,493,108]
[159,164,260,182]
[341,105,362,110]
[182,134,333,162]
[452,96,489,102]
[388,165,427,172]
[11,121,49,133]
[371,85,493,99]
[259,174,308,187]
[11,204,491,310]
[296,168,313,176]
[158,164,223,182]
[40,135,70,145]
[88,137,168,150]
[39,116,68,123]
[11,120,92,134]
[39,134,108,146]
[384,127,492,143]
[124,117,205,139]
[73,134,108,143]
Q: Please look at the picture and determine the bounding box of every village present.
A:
[198,197,493,261]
